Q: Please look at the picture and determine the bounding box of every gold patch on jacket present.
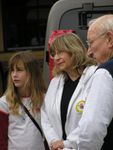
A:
[76,100,85,113]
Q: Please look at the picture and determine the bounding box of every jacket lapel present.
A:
[66,66,97,119]
[55,76,64,119]
[67,76,83,117]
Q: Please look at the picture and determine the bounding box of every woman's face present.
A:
[11,61,28,90]
[53,50,74,74]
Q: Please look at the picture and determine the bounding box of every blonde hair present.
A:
[5,51,46,115]
[50,33,95,76]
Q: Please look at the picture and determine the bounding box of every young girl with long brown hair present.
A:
[0,51,46,150]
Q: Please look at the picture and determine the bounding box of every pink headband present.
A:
[48,29,76,50]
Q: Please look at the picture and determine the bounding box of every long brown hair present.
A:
[5,51,46,115]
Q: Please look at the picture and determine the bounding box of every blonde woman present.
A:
[41,31,97,150]
[0,51,46,150]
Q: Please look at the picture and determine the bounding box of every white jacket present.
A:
[77,68,113,150]
[41,66,97,149]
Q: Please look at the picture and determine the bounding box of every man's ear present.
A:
[106,31,113,48]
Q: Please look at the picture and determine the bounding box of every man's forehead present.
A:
[87,29,97,40]
[87,23,99,38]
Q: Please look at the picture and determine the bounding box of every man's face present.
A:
[87,26,111,64]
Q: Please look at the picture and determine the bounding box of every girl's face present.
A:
[11,61,28,90]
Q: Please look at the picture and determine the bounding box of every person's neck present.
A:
[17,88,30,98]
[67,71,80,81]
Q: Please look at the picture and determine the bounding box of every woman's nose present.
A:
[54,53,60,59]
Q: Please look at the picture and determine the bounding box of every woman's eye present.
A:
[50,52,55,57]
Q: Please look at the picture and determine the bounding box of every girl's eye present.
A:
[11,67,25,72]
[17,68,25,71]
[17,69,23,71]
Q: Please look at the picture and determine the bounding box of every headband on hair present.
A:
[48,29,76,50]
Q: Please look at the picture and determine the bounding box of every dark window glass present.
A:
[1,0,57,51]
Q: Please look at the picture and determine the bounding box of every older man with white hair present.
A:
[77,14,113,150]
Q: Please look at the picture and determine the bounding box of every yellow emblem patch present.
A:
[76,100,85,113]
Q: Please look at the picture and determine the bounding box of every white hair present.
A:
[88,14,113,34]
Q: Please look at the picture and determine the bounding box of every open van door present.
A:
[43,0,113,85]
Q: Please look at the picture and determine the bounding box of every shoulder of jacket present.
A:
[50,74,64,84]
[84,65,98,73]
[97,59,113,78]
[81,65,97,82]
[0,95,7,102]
[0,95,9,113]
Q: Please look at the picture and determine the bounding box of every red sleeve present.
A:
[0,110,9,150]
